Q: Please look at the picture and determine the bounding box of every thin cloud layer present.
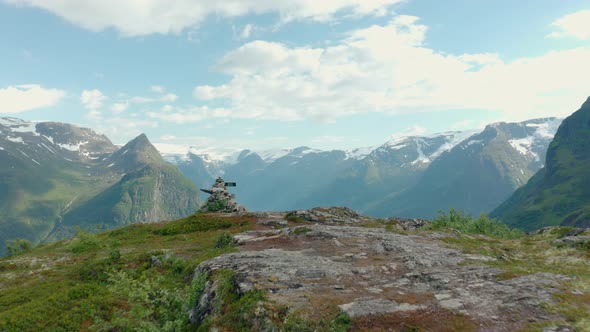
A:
[3,0,403,36]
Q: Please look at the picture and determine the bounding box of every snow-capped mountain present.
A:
[164,130,479,211]
[369,117,563,219]
[0,117,117,165]
[162,117,561,215]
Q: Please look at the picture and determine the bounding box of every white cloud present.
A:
[126,93,178,104]
[0,84,65,113]
[81,89,106,118]
[147,106,231,124]
[192,16,590,123]
[241,24,255,39]
[391,126,427,139]
[151,85,165,93]
[160,134,176,141]
[110,102,129,113]
[549,10,590,40]
[3,0,404,36]
[161,93,178,102]
[80,89,106,110]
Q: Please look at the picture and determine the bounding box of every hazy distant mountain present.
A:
[0,117,200,255]
[166,118,560,217]
[165,132,476,212]
[492,98,590,230]
[369,118,561,219]
[298,132,476,212]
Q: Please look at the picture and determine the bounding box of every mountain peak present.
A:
[107,133,163,171]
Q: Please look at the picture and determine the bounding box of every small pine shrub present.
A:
[6,239,32,256]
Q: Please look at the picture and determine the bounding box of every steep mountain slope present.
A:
[492,97,590,230]
[0,118,200,254]
[298,132,476,212]
[0,118,121,255]
[51,135,201,239]
[369,118,561,219]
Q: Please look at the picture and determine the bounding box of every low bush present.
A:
[293,227,312,235]
[69,228,101,253]
[155,214,234,236]
[6,239,32,256]
[215,232,235,249]
[429,209,522,239]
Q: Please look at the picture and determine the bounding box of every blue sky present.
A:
[0,0,589,157]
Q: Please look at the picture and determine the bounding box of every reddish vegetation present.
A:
[351,309,478,332]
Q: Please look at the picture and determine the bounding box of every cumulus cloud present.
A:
[549,10,590,40]
[191,16,590,123]
[0,84,65,113]
[3,0,404,36]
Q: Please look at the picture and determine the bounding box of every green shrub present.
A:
[69,228,101,253]
[155,214,234,236]
[429,209,522,239]
[215,232,235,249]
[293,227,312,235]
[6,239,32,256]
[91,270,187,331]
[206,199,228,212]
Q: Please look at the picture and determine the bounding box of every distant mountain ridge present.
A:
[492,97,590,230]
[0,117,200,255]
[164,120,559,216]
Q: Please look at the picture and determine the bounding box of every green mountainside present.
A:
[492,97,590,230]
[0,118,200,255]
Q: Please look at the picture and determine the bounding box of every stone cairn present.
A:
[200,177,246,213]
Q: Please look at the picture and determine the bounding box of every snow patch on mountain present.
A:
[6,136,24,144]
[411,138,430,165]
[256,148,293,162]
[429,131,478,160]
[345,146,375,160]
[509,118,562,161]
[0,117,39,136]
[57,141,88,152]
